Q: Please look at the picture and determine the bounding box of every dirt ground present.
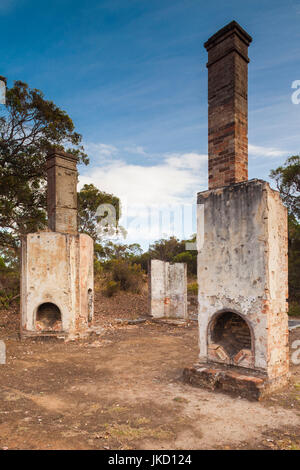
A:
[0,289,299,450]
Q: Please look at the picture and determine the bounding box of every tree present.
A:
[100,242,143,261]
[270,156,300,315]
[78,184,121,241]
[0,78,88,258]
[173,251,197,275]
[146,235,197,275]
[288,216,300,309]
[270,155,300,220]
[148,236,186,261]
[78,183,129,269]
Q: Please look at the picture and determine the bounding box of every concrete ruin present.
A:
[149,260,188,320]
[184,21,289,399]
[20,150,94,339]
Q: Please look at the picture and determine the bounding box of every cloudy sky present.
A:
[1,0,300,248]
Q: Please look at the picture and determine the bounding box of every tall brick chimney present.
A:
[183,22,289,400]
[204,21,252,189]
[46,150,78,233]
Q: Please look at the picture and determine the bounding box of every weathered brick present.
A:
[46,150,78,234]
[204,21,252,189]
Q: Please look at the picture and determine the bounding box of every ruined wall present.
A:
[20,232,94,337]
[197,179,289,380]
[149,260,187,319]
[265,189,289,380]
[78,234,94,331]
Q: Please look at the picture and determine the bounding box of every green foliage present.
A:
[288,215,300,306]
[103,280,120,298]
[108,259,144,294]
[101,242,142,262]
[0,289,18,308]
[98,236,197,294]
[148,236,186,261]
[0,256,19,307]
[173,251,197,275]
[289,301,300,317]
[146,235,197,275]
[96,241,148,274]
[0,78,88,257]
[131,251,150,272]
[187,282,198,295]
[94,257,103,276]
[270,155,300,220]
[78,184,121,241]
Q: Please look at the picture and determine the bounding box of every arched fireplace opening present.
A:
[208,311,253,367]
[36,302,62,331]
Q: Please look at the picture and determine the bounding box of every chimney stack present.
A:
[46,150,78,233]
[204,21,252,189]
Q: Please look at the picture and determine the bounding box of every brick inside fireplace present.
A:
[36,302,62,332]
[207,311,253,369]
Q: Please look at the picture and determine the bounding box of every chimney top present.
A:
[204,20,252,51]
[46,149,78,162]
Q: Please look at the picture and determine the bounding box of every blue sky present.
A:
[1,0,300,247]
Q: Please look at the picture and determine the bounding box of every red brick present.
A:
[204,21,252,189]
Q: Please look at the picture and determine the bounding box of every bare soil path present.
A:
[0,291,299,450]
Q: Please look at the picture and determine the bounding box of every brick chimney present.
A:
[204,21,252,189]
[46,150,78,233]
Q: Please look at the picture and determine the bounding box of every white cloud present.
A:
[123,144,147,156]
[164,152,207,170]
[80,141,291,247]
[79,146,207,206]
[249,144,288,158]
[79,143,207,246]
[84,142,118,162]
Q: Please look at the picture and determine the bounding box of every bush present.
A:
[289,301,300,317]
[173,251,197,275]
[103,280,120,298]
[111,260,144,294]
[0,261,19,308]
[94,258,103,276]
[101,260,144,296]
[187,282,198,295]
[131,252,151,273]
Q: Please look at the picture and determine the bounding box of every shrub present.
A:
[172,251,197,275]
[110,260,144,294]
[94,258,103,275]
[103,280,120,298]
[289,301,300,317]
[0,262,19,308]
[187,282,198,295]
